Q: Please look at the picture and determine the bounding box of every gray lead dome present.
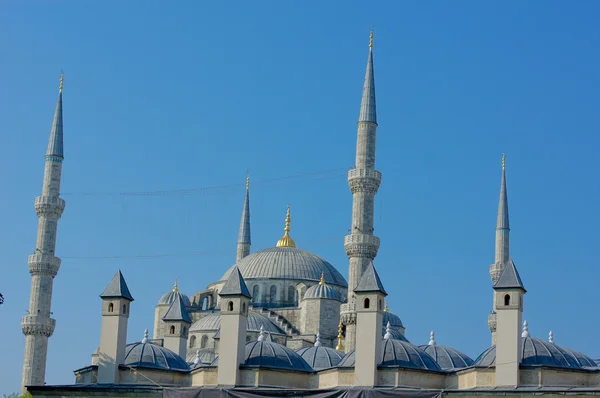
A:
[158,290,191,307]
[123,342,189,371]
[419,344,474,370]
[244,340,313,371]
[303,283,342,301]
[221,247,348,287]
[296,345,344,370]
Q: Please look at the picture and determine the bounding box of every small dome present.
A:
[382,327,409,342]
[383,311,404,328]
[186,348,216,365]
[123,342,189,371]
[244,340,313,372]
[337,339,441,371]
[419,345,474,370]
[221,247,347,287]
[190,310,285,334]
[158,282,191,307]
[304,281,342,301]
[296,345,344,370]
[475,337,597,369]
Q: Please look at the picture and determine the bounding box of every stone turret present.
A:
[21,74,67,395]
[353,261,387,387]
[236,174,251,263]
[163,294,192,359]
[217,265,251,386]
[98,270,134,384]
[300,273,342,345]
[489,154,511,344]
[493,259,526,387]
[341,29,382,353]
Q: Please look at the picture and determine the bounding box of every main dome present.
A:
[221,247,347,287]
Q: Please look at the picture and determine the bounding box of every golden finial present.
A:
[369,27,374,50]
[502,153,506,169]
[246,172,250,189]
[319,272,325,285]
[173,280,179,292]
[335,320,344,351]
[59,72,64,92]
[276,205,296,248]
[384,300,389,312]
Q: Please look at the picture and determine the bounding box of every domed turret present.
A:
[158,281,191,307]
[303,273,343,301]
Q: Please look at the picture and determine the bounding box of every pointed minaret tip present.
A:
[369,27,374,50]
[246,172,250,189]
[46,72,65,160]
[59,72,64,93]
[358,29,377,124]
[522,320,530,338]
[502,153,506,169]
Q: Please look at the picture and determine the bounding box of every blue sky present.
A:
[2,0,600,393]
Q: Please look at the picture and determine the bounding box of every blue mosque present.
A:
[20,31,600,398]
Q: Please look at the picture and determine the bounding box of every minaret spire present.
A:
[341,29,382,353]
[236,173,251,263]
[21,74,67,394]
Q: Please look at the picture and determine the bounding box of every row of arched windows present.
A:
[189,334,209,348]
[107,302,128,314]
[248,284,298,303]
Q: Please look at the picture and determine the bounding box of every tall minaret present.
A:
[21,74,66,394]
[341,29,382,353]
[236,173,251,263]
[488,154,510,344]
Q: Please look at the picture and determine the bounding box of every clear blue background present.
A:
[2,1,600,394]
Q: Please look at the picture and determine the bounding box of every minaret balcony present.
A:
[348,169,381,194]
[28,254,61,276]
[344,234,380,258]
[21,316,56,337]
[489,262,504,284]
[34,196,65,219]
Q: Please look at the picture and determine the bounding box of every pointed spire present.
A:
[497,154,510,231]
[100,270,134,301]
[429,330,436,346]
[258,325,266,342]
[384,300,389,312]
[494,259,526,291]
[549,330,554,344]
[220,265,251,298]
[163,294,192,323]
[276,205,296,248]
[142,329,149,344]
[358,28,377,124]
[522,320,530,338]
[336,320,344,351]
[46,73,64,160]
[314,333,322,347]
[173,280,179,292]
[236,173,252,263]
[354,261,387,295]
[384,322,392,340]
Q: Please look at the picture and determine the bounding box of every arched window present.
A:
[252,285,260,302]
[288,286,295,303]
[228,301,234,311]
[242,302,246,313]
[504,294,511,306]
[123,304,127,314]
[190,335,197,347]
[201,335,208,348]
[170,325,175,334]
[108,303,114,313]
[364,298,370,309]
[269,285,277,303]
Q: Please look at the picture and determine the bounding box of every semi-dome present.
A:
[337,339,442,371]
[190,310,286,335]
[123,341,189,371]
[296,343,344,370]
[303,275,342,301]
[244,339,313,372]
[221,247,347,288]
[419,333,473,370]
[475,336,597,369]
[158,281,191,307]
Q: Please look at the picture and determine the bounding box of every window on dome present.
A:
[252,285,259,302]
[269,285,277,302]
[288,286,295,303]
[504,294,511,306]
[364,298,370,309]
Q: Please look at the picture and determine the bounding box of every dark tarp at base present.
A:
[163,388,443,398]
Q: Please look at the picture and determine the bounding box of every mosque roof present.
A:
[354,262,386,295]
[475,336,597,369]
[163,294,192,323]
[189,310,286,335]
[220,265,251,297]
[158,281,191,307]
[337,339,442,371]
[220,247,347,288]
[244,335,313,372]
[100,270,134,301]
[296,335,345,370]
[123,341,189,372]
[303,274,342,301]
[494,259,525,291]
[419,331,474,370]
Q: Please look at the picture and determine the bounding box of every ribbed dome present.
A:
[221,247,347,287]
[383,311,404,328]
[475,337,597,369]
[158,290,191,307]
[244,340,313,372]
[304,283,342,301]
[190,310,285,334]
[296,345,344,370]
[382,327,409,342]
[419,344,474,370]
[123,342,189,371]
[337,339,442,371]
